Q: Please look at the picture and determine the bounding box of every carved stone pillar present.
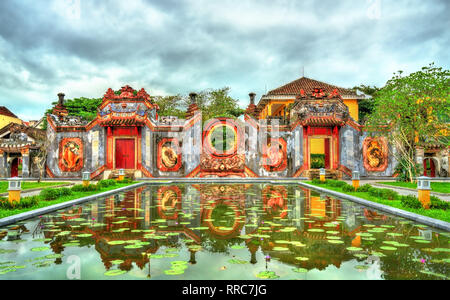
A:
[0,150,6,178]
[21,148,30,178]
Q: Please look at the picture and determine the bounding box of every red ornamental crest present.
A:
[262,138,287,172]
[157,138,182,172]
[59,138,83,172]
[362,137,388,172]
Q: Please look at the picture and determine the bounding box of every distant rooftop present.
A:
[267,76,357,96]
[0,106,18,119]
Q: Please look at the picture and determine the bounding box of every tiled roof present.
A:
[0,106,18,118]
[267,77,357,96]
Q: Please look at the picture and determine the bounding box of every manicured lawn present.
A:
[0,182,137,219]
[378,181,450,194]
[0,181,71,194]
[306,181,450,223]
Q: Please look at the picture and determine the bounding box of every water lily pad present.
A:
[228,259,248,264]
[76,234,93,238]
[111,260,124,265]
[273,247,289,251]
[386,233,403,237]
[328,240,344,244]
[124,244,143,249]
[164,269,185,275]
[292,268,308,273]
[380,246,397,251]
[308,228,325,233]
[231,245,245,249]
[295,257,309,261]
[104,269,127,276]
[31,247,50,252]
[419,270,447,279]
[326,231,340,235]
[414,239,431,244]
[346,247,363,251]
[256,271,279,279]
[107,240,126,245]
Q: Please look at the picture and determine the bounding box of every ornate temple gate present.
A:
[106,127,141,171]
[115,138,136,169]
[304,126,339,170]
[200,118,245,177]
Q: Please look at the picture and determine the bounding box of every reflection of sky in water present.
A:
[0,183,448,280]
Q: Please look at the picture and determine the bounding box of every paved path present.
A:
[344,180,450,202]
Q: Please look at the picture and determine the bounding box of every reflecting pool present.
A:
[0,183,449,280]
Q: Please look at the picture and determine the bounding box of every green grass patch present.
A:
[0,181,71,194]
[307,180,450,223]
[0,180,137,219]
[377,181,450,194]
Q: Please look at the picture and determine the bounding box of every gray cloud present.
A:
[0,0,448,120]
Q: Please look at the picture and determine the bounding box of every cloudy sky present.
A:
[0,0,448,121]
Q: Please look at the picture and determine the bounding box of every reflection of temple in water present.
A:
[33,184,440,276]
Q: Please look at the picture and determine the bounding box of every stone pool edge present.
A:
[298,181,450,232]
[0,182,148,227]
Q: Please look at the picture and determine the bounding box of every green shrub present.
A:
[400,195,423,209]
[97,179,117,188]
[71,184,99,192]
[342,184,356,192]
[59,187,72,197]
[39,187,72,200]
[329,180,347,188]
[381,189,399,200]
[39,188,60,200]
[367,187,384,198]
[117,178,133,184]
[0,196,40,209]
[312,178,326,185]
[430,196,449,210]
[356,184,371,192]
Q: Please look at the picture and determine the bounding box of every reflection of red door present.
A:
[11,158,18,177]
[115,139,135,169]
[324,138,330,169]
[423,158,436,177]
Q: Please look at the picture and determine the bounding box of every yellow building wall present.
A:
[260,98,360,121]
[343,99,359,121]
[259,100,295,119]
[0,115,22,130]
[310,138,325,154]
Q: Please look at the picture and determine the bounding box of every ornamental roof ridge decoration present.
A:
[102,85,152,102]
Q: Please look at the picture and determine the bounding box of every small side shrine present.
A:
[45,85,202,179]
[0,123,45,177]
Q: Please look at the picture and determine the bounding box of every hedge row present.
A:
[311,179,449,211]
[0,178,133,210]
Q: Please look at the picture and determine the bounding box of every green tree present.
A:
[366,63,450,182]
[151,95,186,118]
[153,87,245,121]
[42,97,102,129]
[352,84,381,123]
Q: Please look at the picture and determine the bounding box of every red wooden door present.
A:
[115,139,135,169]
[324,138,330,169]
[11,158,18,177]
[423,158,435,177]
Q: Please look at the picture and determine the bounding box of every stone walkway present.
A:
[344,180,450,202]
